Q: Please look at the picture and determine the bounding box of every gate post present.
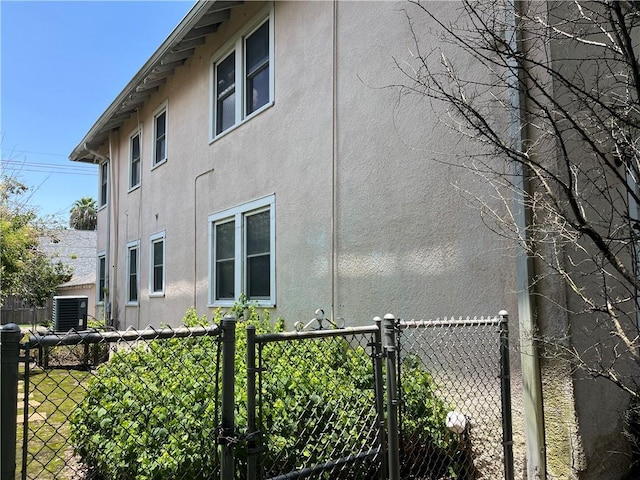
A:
[383,314,400,480]
[220,315,236,480]
[499,310,515,480]
[1,323,22,480]
[246,324,258,480]
[373,317,388,479]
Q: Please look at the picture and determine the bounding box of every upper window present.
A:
[211,10,273,138]
[129,131,141,189]
[126,241,139,304]
[153,105,167,166]
[149,232,166,296]
[99,162,108,208]
[209,195,275,306]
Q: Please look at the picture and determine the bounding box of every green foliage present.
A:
[0,175,73,307]
[69,196,97,231]
[70,304,460,479]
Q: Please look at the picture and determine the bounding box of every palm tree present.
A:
[69,197,97,230]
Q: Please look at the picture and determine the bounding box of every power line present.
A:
[3,149,71,158]
[1,159,97,176]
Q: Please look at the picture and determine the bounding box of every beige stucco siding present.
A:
[96,1,516,330]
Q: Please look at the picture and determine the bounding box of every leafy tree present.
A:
[1,176,72,307]
[69,196,97,231]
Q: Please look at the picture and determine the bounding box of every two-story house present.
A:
[69,1,514,330]
[69,1,637,479]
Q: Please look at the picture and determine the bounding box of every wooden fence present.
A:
[0,296,52,326]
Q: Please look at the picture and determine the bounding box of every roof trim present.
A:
[69,1,242,163]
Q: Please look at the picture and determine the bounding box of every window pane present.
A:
[217,53,235,95]
[129,281,138,302]
[216,221,235,259]
[153,266,163,292]
[215,221,235,300]
[217,94,235,134]
[131,135,140,186]
[155,138,166,164]
[246,21,269,114]
[216,52,236,134]
[246,21,269,75]
[156,111,166,137]
[246,210,270,299]
[247,255,269,298]
[152,240,164,292]
[216,260,235,300]
[155,112,166,164]
[246,211,269,255]
[129,248,138,302]
[131,158,140,187]
[247,67,269,115]
[154,241,164,266]
[132,134,140,160]
[100,163,108,206]
[98,256,106,301]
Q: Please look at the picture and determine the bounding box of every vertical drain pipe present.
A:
[504,2,546,478]
[330,0,338,322]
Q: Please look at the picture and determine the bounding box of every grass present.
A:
[15,353,92,480]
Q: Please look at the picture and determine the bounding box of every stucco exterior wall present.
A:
[96,1,517,331]
[80,1,640,479]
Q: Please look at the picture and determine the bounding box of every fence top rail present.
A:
[255,325,379,343]
[21,324,221,348]
[399,316,504,329]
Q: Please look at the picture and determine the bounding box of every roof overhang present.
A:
[69,0,242,163]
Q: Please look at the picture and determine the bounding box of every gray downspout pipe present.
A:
[85,142,112,326]
[504,2,547,479]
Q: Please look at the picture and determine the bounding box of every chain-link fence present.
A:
[244,314,513,480]
[247,326,385,479]
[2,312,513,480]
[397,316,513,480]
[5,324,222,480]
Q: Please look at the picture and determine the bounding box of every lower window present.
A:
[126,241,139,304]
[209,195,275,306]
[149,232,165,296]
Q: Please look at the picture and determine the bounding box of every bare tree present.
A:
[394,0,640,477]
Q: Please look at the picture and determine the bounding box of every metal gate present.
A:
[241,313,514,480]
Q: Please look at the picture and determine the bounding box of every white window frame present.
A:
[152,102,168,168]
[149,231,166,297]
[128,129,142,191]
[97,251,106,304]
[210,5,274,141]
[98,162,108,208]
[208,194,276,307]
[126,240,140,305]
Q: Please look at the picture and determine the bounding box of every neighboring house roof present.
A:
[39,230,97,287]
[69,0,242,164]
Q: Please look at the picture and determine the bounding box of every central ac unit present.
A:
[52,296,88,332]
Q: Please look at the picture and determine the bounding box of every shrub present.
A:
[70,304,461,479]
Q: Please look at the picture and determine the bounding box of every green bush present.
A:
[70,303,462,479]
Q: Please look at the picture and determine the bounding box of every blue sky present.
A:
[1,1,193,224]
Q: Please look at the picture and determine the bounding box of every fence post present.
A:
[373,317,388,480]
[383,314,400,480]
[246,324,258,480]
[499,310,515,480]
[220,315,236,480]
[1,323,22,480]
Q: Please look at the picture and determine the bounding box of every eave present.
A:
[69,0,242,164]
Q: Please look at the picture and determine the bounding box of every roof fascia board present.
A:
[70,0,217,162]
